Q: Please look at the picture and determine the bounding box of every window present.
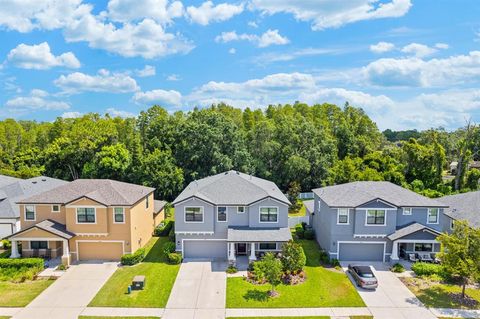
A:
[427,208,439,224]
[25,205,35,221]
[366,209,386,225]
[450,219,455,230]
[337,208,349,224]
[185,207,203,222]
[52,205,60,213]
[259,243,277,250]
[114,207,125,223]
[77,207,95,223]
[146,195,149,209]
[403,207,412,215]
[217,206,227,222]
[31,241,48,249]
[260,207,278,222]
[237,206,245,214]
[415,243,433,252]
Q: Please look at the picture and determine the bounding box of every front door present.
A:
[236,243,247,255]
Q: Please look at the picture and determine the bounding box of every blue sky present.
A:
[0,0,479,130]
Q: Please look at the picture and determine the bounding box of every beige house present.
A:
[7,179,165,265]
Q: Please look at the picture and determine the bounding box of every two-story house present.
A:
[439,191,480,228]
[7,179,165,265]
[173,170,291,262]
[311,181,451,262]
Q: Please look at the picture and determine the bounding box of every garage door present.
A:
[338,243,384,262]
[183,241,227,259]
[0,224,13,239]
[78,241,124,261]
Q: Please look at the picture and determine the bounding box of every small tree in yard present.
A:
[262,253,283,297]
[438,220,480,299]
[287,181,302,213]
[281,240,306,273]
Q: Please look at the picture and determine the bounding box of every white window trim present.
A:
[427,208,440,224]
[184,206,204,223]
[51,204,60,213]
[317,201,321,214]
[24,205,36,221]
[76,207,97,224]
[402,207,412,215]
[113,207,125,224]
[237,206,245,214]
[336,208,349,225]
[217,206,228,222]
[364,209,387,226]
[258,242,278,251]
[259,206,279,223]
[450,219,455,230]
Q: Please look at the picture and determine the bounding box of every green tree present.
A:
[82,143,132,180]
[287,182,302,213]
[262,253,283,296]
[280,240,306,273]
[466,168,480,190]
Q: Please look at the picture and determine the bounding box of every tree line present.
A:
[1,102,479,201]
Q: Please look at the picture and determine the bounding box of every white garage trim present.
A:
[180,239,227,258]
[337,241,387,262]
[75,240,125,261]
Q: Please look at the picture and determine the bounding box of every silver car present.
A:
[348,264,378,289]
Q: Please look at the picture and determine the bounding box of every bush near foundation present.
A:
[121,248,146,266]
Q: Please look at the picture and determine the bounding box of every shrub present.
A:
[252,260,267,282]
[0,258,44,282]
[1,240,11,250]
[391,263,405,273]
[168,225,175,242]
[121,248,146,266]
[319,250,330,264]
[57,264,67,271]
[330,258,341,268]
[301,222,307,230]
[281,240,306,273]
[167,252,182,264]
[0,258,43,269]
[295,224,304,239]
[154,220,174,237]
[163,242,176,255]
[411,262,445,277]
[226,265,238,274]
[304,229,315,240]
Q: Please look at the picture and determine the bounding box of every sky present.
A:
[0,0,479,130]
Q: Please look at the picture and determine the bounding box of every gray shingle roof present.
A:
[313,181,446,208]
[154,200,167,213]
[303,200,314,214]
[0,175,68,219]
[7,219,75,240]
[173,171,290,206]
[227,227,292,242]
[387,222,441,241]
[438,191,480,228]
[18,179,155,206]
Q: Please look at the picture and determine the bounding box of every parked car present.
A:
[348,264,378,289]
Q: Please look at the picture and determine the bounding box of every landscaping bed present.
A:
[89,236,180,308]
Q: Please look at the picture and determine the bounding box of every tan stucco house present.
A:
[6,179,165,265]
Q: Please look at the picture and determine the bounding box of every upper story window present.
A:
[427,208,439,224]
[366,209,386,226]
[52,205,60,213]
[185,207,203,222]
[114,207,125,223]
[337,208,349,224]
[260,207,278,222]
[77,207,96,223]
[237,206,245,214]
[402,207,412,215]
[25,205,35,221]
[146,195,149,209]
[217,206,227,222]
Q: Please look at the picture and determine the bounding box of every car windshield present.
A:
[356,266,374,277]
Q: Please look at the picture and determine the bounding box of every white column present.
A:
[62,239,69,256]
[249,242,256,261]
[228,242,236,261]
[10,240,20,258]
[391,240,399,261]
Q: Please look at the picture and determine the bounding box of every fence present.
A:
[288,215,310,228]
[299,192,314,200]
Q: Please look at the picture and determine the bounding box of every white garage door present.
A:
[338,243,385,262]
[183,241,227,260]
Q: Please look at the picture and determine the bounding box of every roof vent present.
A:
[32,181,37,184]
[236,171,240,175]
[41,178,46,181]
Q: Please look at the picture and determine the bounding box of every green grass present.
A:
[288,201,307,217]
[226,237,365,308]
[227,317,329,319]
[0,279,54,307]
[89,237,180,308]
[403,277,480,309]
[79,317,159,319]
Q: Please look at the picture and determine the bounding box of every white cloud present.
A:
[7,42,80,70]
[370,41,395,54]
[4,89,70,114]
[363,51,480,87]
[248,21,258,28]
[106,0,183,23]
[133,89,182,107]
[186,1,244,25]
[250,0,412,30]
[166,74,181,81]
[254,47,345,64]
[61,111,83,118]
[401,43,437,58]
[435,42,449,49]
[229,48,236,54]
[215,29,289,48]
[54,69,139,94]
[106,107,136,117]
[135,65,156,77]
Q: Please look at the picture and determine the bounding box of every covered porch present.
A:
[227,227,292,264]
[7,219,75,266]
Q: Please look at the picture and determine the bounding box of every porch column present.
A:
[228,242,236,261]
[249,242,256,262]
[391,240,399,261]
[10,240,20,258]
[61,239,70,266]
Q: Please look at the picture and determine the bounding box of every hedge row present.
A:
[154,220,174,237]
[121,248,146,266]
[0,258,43,269]
[411,262,445,277]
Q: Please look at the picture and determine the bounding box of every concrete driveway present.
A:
[343,262,436,319]
[13,262,117,319]
[164,259,226,319]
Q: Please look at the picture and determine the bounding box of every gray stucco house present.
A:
[311,181,451,262]
[172,170,291,262]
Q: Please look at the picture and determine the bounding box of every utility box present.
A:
[132,275,145,290]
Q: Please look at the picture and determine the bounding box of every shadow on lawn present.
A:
[142,237,169,263]
[243,289,270,302]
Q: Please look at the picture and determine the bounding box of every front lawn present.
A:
[89,237,180,308]
[0,279,54,307]
[402,277,480,309]
[226,237,365,308]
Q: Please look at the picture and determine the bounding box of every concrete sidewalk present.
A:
[226,307,371,317]
[431,308,480,318]
[81,307,165,317]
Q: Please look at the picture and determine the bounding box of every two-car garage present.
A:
[338,242,385,262]
[182,240,228,259]
[77,241,124,261]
